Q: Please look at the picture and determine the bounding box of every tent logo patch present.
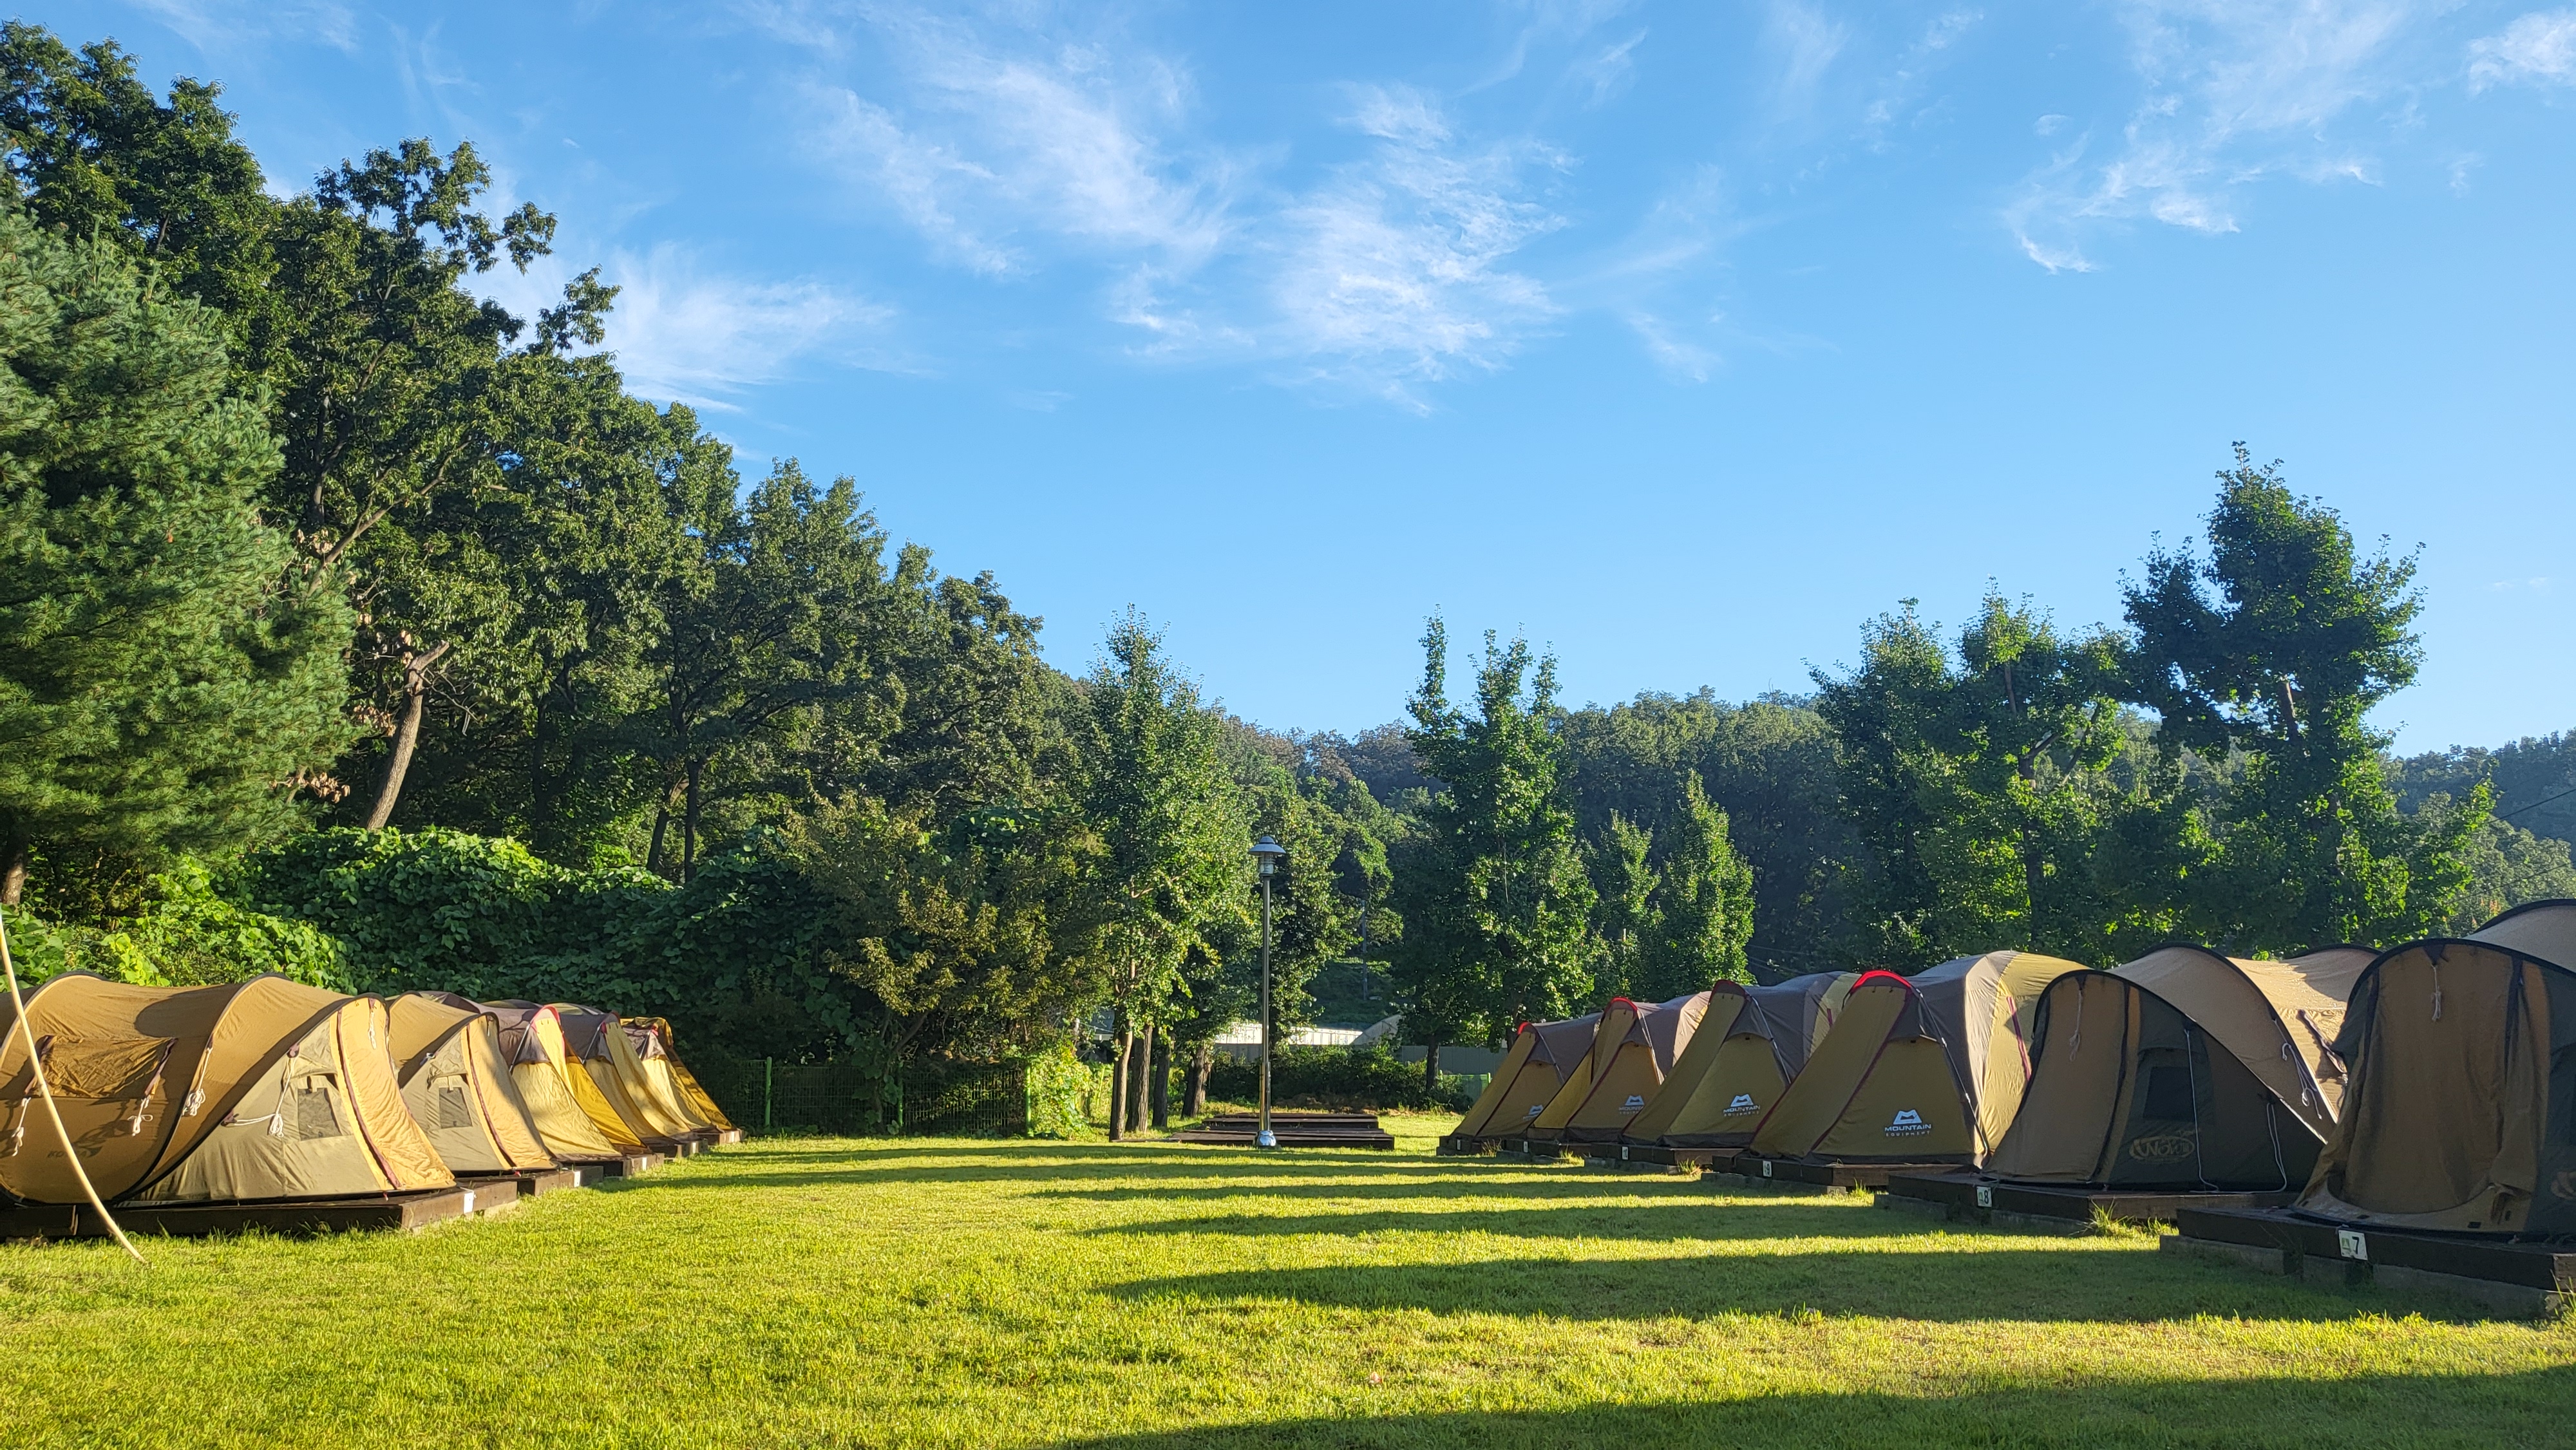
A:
[1622,1094,1646,1112]
[1524,1104,1545,1120]
[1723,1093,1760,1115]
[1885,1108,1929,1136]
[2127,1135,2195,1163]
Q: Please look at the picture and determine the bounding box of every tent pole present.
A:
[0,909,143,1263]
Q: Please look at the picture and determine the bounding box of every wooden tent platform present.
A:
[1618,1144,1735,1169]
[459,1167,585,1198]
[1435,1135,1497,1156]
[1710,1156,1957,1191]
[2166,1206,2576,1319]
[557,1151,662,1181]
[1879,1171,2295,1229]
[1169,1112,1396,1149]
[1491,1136,1567,1163]
[0,1183,512,1242]
[711,1128,744,1145]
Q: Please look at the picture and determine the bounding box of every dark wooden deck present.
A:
[2166,1205,2576,1317]
[0,1183,509,1241]
[1168,1112,1396,1149]
[1881,1171,2295,1227]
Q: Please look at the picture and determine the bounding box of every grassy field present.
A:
[3,1114,2573,1447]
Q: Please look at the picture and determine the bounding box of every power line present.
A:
[2499,782,2576,822]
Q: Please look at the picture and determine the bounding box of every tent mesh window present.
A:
[287,1084,343,1140]
[2139,1059,2195,1123]
[435,1084,474,1129]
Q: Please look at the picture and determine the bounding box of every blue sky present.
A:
[32,1,2576,751]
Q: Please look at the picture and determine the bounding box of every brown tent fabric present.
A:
[2298,899,2576,1234]
[556,1004,703,1143]
[1449,1012,1602,1142]
[1748,952,2084,1165]
[388,993,556,1174]
[625,1016,737,1131]
[1557,992,1711,1144]
[2117,943,2371,1136]
[2463,898,2576,970]
[0,974,452,1205]
[1984,969,2318,1189]
[1622,972,1860,1148]
[483,1001,635,1158]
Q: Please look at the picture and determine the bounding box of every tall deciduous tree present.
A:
[2123,449,2480,950]
[1641,773,1755,995]
[1080,614,1246,1138]
[0,209,351,901]
[1390,621,1598,1076]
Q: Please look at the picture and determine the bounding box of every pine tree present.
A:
[0,209,352,902]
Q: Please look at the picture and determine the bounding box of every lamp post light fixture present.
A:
[1250,835,1287,1149]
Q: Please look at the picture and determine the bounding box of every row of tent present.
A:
[0,973,736,1207]
[1452,899,2576,1236]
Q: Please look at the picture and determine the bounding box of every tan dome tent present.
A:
[2114,943,2372,1136]
[482,1001,636,1158]
[1983,952,2358,1190]
[556,1004,704,1144]
[1623,972,1861,1148]
[1448,1012,1603,1142]
[625,1017,736,1132]
[1555,992,1712,1144]
[618,1019,717,1134]
[0,974,451,1205]
[1748,952,2084,1165]
[2298,899,2576,1234]
[387,993,556,1176]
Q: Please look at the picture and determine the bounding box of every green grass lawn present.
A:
[4,1113,2573,1447]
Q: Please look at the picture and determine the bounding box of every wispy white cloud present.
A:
[2006,1,2428,269]
[1765,1,1853,118]
[2469,10,2576,89]
[131,0,360,55]
[797,9,1231,276]
[1265,87,1566,406]
[599,245,897,408]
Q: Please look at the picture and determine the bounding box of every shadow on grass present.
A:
[1106,1246,2471,1325]
[1086,1200,1929,1244]
[619,1142,1620,1194]
[1046,1368,2576,1449]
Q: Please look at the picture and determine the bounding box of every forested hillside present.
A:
[0,24,2566,1131]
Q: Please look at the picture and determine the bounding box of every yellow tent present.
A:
[2297,899,2576,1234]
[1622,972,1860,1149]
[618,1019,716,1134]
[1555,992,1710,1144]
[625,1016,736,1132]
[1447,1012,1602,1142]
[555,1004,703,1144]
[482,1001,636,1158]
[1748,952,2085,1165]
[0,974,451,1204]
[387,993,556,1176]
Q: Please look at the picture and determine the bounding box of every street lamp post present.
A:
[1251,835,1287,1149]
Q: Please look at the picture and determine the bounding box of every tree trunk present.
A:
[1422,1041,1441,1092]
[682,757,703,882]
[362,640,450,831]
[1127,1021,1155,1135]
[1148,1030,1171,1129]
[647,804,670,875]
[1108,1022,1132,1142]
[1183,1041,1211,1117]
[0,838,27,908]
